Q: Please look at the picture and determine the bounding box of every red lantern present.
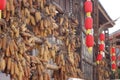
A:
[97,53,103,61]
[99,44,104,51]
[0,0,6,10]
[85,17,93,30]
[86,34,94,47]
[100,33,105,41]
[84,1,93,13]
[111,56,116,61]
[112,63,116,69]
[111,47,115,53]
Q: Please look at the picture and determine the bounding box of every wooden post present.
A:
[93,0,99,80]
[79,0,85,73]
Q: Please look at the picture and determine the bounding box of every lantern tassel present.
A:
[0,10,1,19]
[88,47,93,53]
[100,41,104,44]
[112,69,116,72]
[96,61,99,64]
[112,53,116,56]
[86,12,91,17]
[86,29,91,35]
[111,61,115,64]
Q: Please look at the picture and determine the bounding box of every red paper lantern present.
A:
[99,44,104,51]
[0,0,6,10]
[111,56,116,61]
[111,47,115,53]
[112,63,116,69]
[100,33,105,41]
[97,53,103,61]
[85,17,93,30]
[84,1,93,13]
[86,34,94,47]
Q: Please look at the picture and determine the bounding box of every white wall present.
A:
[0,73,10,80]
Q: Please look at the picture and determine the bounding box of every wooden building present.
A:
[110,29,120,67]
[51,0,114,80]
[109,29,120,79]
[0,0,115,80]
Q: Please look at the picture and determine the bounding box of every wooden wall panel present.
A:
[52,0,71,13]
[53,0,60,5]
[65,0,70,13]
[59,0,65,11]
[51,0,93,79]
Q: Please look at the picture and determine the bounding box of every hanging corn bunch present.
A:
[0,0,6,19]
[84,0,94,53]
[111,47,117,72]
[96,33,105,64]
[0,0,83,79]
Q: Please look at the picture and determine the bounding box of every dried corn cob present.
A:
[14,62,20,76]
[0,58,6,71]
[0,39,2,49]
[3,9,7,18]
[30,15,36,26]
[2,36,7,50]
[35,11,41,23]
[9,41,15,56]
[6,1,10,11]
[10,60,15,75]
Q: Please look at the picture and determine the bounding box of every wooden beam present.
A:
[32,60,60,70]
[98,3,115,26]
[46,64,60,70]
[52,1,64,14]
[116,45,120,47]
[82,58,96,66]
[93,0,99,79]
[99,17,119,35]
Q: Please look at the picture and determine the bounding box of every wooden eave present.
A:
[98,2,115,28]
[109,30,120,46]
[109,29,120,40]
